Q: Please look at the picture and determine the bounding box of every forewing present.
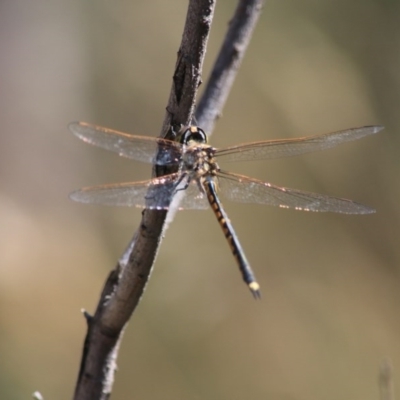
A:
[69,121,182,165]
[216,125,383,162]
[70,173,209,210]
[217,171,375,214]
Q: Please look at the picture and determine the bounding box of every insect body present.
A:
[70,122,383,297]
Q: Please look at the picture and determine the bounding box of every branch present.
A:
[72,0,265,399]
[196,0,265,132]
[379,359,396,400]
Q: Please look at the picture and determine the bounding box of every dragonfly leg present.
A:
[173,173,191,193]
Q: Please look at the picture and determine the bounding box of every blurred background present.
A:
[0,0,399,399]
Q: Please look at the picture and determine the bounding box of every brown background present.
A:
[0,1,398,399]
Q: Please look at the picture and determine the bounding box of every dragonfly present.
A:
[69,121,383,298]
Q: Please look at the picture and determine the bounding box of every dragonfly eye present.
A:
[179,126,208,145]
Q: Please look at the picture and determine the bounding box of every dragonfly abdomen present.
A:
[203,179,261,298]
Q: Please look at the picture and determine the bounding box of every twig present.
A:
[380,359,395,400]
[196,0,265,131]
[72,1,265,399]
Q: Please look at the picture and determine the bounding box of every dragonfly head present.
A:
[179,126,208,146]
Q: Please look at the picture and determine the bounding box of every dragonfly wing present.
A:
[70,173,209,210]
[69,121,182,165]
[70,176,177,208]
[217,171,375,214]
[216,125,383,162]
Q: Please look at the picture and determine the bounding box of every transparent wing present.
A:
[216,126,383,162]
[69,121,183,165]
[69,173,209,210]
[216,171,375,214]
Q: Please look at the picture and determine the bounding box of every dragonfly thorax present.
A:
[181,142,218,177]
